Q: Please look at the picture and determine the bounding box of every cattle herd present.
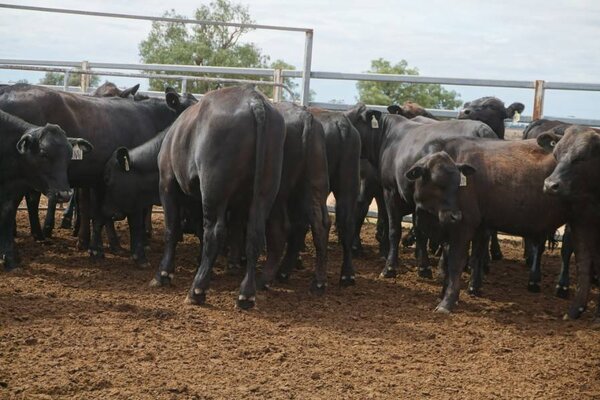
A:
[1,82,599,322]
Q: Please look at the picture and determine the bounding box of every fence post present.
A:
[533,80,545,120]
[301,30,313,106]
[273,68,283,102]
[181,78,188,94]
[63,70,70,91]
[80,60,90,93]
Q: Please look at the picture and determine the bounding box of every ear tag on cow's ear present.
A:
[72,144,83,160]
[459,173,467,187]
[371,115,379,129]
[513,111,521,123]
[123,156,130,172]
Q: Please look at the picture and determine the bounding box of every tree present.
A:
[357,58,462,109]
[39,72,100,87]
[138,1,305,99]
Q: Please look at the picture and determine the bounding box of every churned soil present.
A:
[1,211,599,400]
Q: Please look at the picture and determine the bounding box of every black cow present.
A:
[93,82,143,99]
[407,137,567,313]
[346,103,497,280]
[0,84,182,260]
[540,126,600,320]
[0,109,92,270]
[149,85,285,309]
[304,107,361,286]
[458,96,524,140]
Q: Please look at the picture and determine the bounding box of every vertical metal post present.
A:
[181,78,188,94]
[63,70,70,91]
[273,68,283,102]
[80,60,90,93]
[301,30,313,106]
[533,80,545,120]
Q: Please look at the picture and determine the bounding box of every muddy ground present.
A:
[1,211,600,399]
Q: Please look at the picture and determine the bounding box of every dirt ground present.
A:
[1,211,600,400]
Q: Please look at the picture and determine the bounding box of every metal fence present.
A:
[1,3,600,126]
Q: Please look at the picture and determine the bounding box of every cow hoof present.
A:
[185,289,207,306]
[468,286,482,297]
[491,251,503,261]
[89,249,105,260]
[108,245,127,256]
[565,306,585,320]
[418,268,433,279]
[339,275,356,287]
[276,272,290,283]
[555,285,569,299]
[42,226,53,238]
[379,267,397,279]
[236,295,255,310]
[310,280,327,296]
[60,218,72,229]
[527,282,541,293]
[78,241,90,251]
[32,233,46,242]
[434,305,451,314]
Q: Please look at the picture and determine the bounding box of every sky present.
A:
[1,0,599,119]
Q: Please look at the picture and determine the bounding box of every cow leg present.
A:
[0,198,19,271]
[276,221,308,283]
[468,228,487,297]
[380,189,402,278]
[25,192,44,241]
[333,189,357,286]
[225,209,246,275]
[89,187,107,260]
[77,188,91,249]
[105,220,124,254]
[150,184,182,287]
[414,213,432,279]
[187,203,228,306]
[527,236,545,293]
[565,223,598,320]
[260,200,288,288]
[374,190,389,258]
[438,244,449,299]
[127,209,148,267]
[42,195,58,238]
[143,206,153,242]
[436,227,472,313]
[352,181,373,257]
[556,225,572,298]
[489,231,503,260]
[308,192,331,295]
[60,194,76,229]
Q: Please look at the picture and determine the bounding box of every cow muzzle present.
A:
[51,190,73,203]
[438,209,463,225]
[543,178,564,195]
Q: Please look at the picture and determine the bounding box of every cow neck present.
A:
[128,128,170,173]
[131,99,177,132]
[370,114,391,170]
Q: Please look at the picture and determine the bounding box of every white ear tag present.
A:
[123,156,130,172]
[460,173,467,187]
[512,111,521,123]
[72,144,83,160]
[371,115,379,129]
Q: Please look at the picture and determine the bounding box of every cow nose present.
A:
[543,179,560,194]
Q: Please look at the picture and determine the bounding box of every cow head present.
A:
[387,101,436,119]
[458,97,524,139]
[94,82,141,98]
[405,151,476,225]
[165,87,199,115]
[103,147,136,219]
[539,126,600,197]
[344,103,382,165]
[17,123,92,202]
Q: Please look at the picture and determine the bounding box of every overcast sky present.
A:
[1,0,599,119]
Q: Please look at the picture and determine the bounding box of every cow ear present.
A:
[457,163,476,176]
[116,147,131,172]
[387,105,401,114]
[16,133,34,154]
[366,110,382,128]
[166,91,181,111]
[506,102,525,118]
[405,165,426,181]
[68,138,93,154]
[120,83,140,98]
[536,132,561,152]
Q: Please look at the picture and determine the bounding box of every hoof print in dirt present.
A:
[236,295,255,310]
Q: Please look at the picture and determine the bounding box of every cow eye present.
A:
[550,141,556,147]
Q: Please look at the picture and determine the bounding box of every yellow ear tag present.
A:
[460,173,467,187]
[512,111,521,123]
[72,144,83,160]
[124,156,130,172]
[371,115,379,129]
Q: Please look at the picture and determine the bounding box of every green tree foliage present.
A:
[357,58,462,109]
[39,72,99,87]
[138,0,303,99]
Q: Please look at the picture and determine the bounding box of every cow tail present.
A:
[248,94,268,248]
[301,111,313,150]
